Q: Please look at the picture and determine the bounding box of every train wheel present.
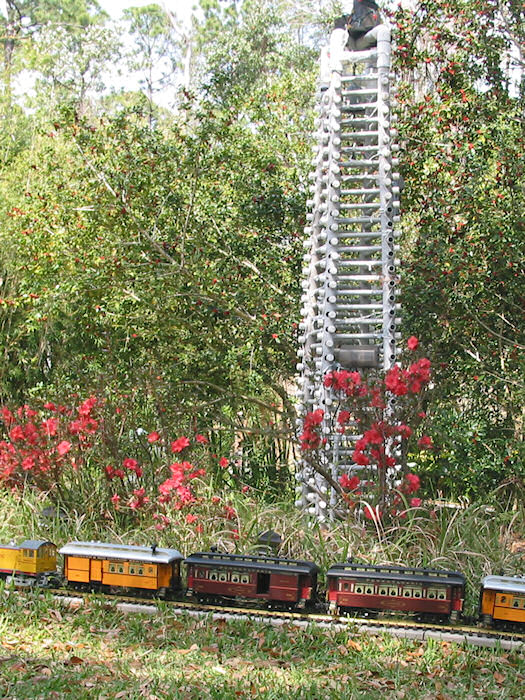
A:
[482,614,494,627]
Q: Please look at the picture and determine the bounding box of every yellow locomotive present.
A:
[0,539,57,587]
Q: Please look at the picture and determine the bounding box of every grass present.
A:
[0,589,524,699]
[0,486,524,698]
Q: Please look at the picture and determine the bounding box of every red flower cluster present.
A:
[401,472,421,494]
[339,474,360,491]
[299,340,432,522]
[0,396,100,488]
[299,409,324,450]
[350,422,409,470]
[171,436,190,453]
[384,358,431,396]
[105,457,143,480]
[324,370,363,396]
[417,435,434,449]
[129,487,149,510]
[158,455,206,510]
[223,505,237,520]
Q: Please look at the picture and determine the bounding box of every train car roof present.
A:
[20,540,55,550]
[59,541,183,565]
[327,562,465,586]
[482,575,525,594]
[0,540,54,551]
[185,551,319,575]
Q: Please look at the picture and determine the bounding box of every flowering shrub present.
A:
[0,397,101,495]
[0,395,232,527]
[300,339,434,522]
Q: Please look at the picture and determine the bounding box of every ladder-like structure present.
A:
[295,24,401,521]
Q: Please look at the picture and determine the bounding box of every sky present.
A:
[98,0,200,28]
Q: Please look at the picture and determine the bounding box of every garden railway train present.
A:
[0,538,524,630]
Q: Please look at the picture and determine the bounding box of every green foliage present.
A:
[414,405,525,504]
[393,0,525,498]
[0,0,523,502]
[0,0,321,491]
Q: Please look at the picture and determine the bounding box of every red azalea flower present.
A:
[405,473,421,493]
[364,426,383,445]
[407,336,419,350]
[410,497,422,507]
[363,505,382,521]
[186,513,198,524]
[147,431,160,443]
[22,456,35,471]
[41,417,59,436]
[418,435,434,449]
[78,396,97,417]
[397,424,412,438]
[111,494,120,506]
[123,457,138,470]
[219,457,229,468]
[171,436,190,453]
[9,425,25,441]
[1,407,15,425]
[188,468,205,480]
[340,474,360,491]
[57,440,72,456]
[352,450,370,466]
[337,410,351,426]
[195,434,208,444]
[223,505,236,520]
[304,409,324,427]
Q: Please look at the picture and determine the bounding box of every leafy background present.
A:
[0,0,523,504]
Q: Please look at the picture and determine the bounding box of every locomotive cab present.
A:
[0,540,57,587]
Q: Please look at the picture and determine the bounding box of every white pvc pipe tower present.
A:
[296,22,401,521]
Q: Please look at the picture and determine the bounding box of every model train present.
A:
[1,538,524,629]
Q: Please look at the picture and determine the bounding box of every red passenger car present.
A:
[327,562,465,621]
[185,551,319,609]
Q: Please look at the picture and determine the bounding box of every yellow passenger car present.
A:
[480,575,525,626]
[59,541,183,597]
[0,539,57,586]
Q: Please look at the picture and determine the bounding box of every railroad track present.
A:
[43,589,525,651]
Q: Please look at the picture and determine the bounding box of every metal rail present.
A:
[42,588,525,651]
